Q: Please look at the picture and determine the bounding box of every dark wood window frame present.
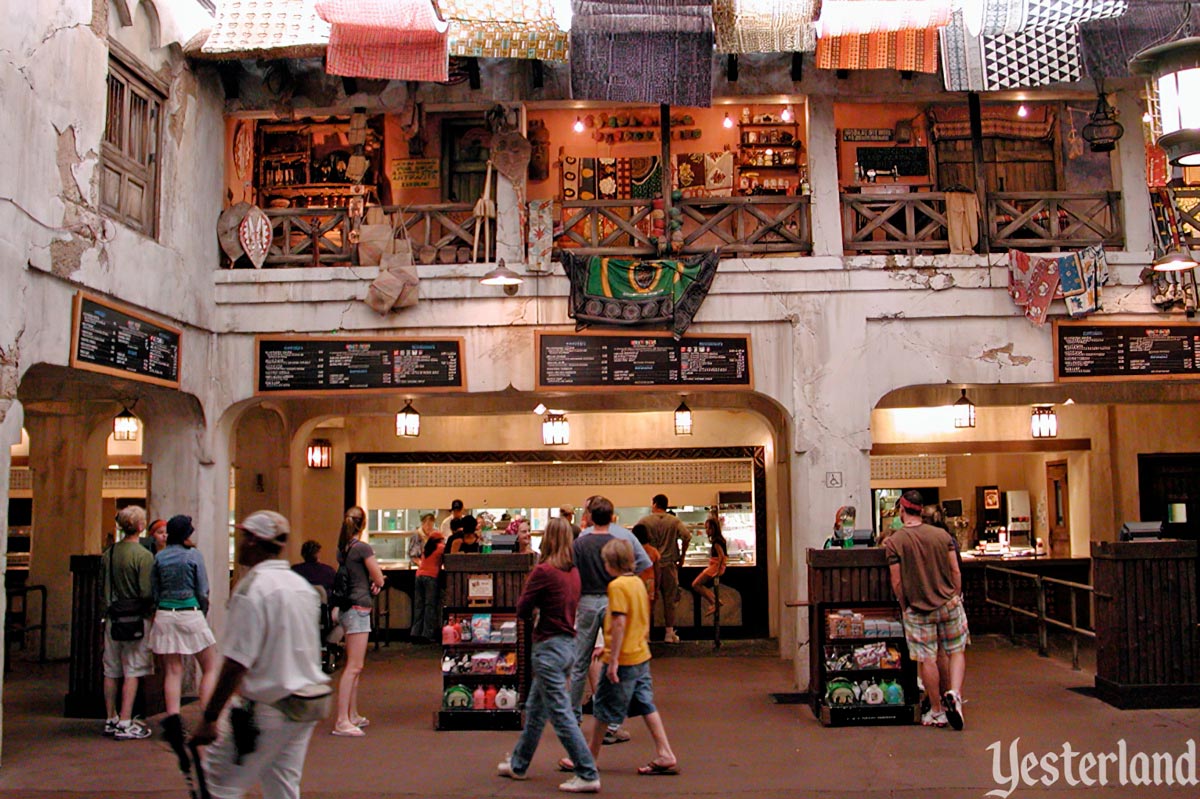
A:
[100,41,166,238]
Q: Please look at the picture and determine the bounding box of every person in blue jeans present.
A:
[498,517,600,793]
[569,496,652,730]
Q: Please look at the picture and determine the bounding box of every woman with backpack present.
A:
[332,506,385,736]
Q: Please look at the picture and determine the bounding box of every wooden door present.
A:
[935,137,1058,192]
[1046,461,1070,557]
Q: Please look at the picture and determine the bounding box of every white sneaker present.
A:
[921,710,948,728]
[497,755,528,780]
[663,631,680,644]
[942,690,965,730]
[103,717,119,737]
[559,776,601,792]
[114,720,151,740]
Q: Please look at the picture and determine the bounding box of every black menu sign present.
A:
[256,336,464,395]
[70,293,181,388]
[537,332,752,390]
[1054,321,1200,382]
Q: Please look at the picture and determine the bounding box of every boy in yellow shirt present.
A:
[589,538,679,775]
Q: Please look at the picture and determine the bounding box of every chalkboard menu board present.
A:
[536,332,752,390]
[256,336,465,395]
[1054,321,1200,382]
[855,146,929,177]
[70,293,182,388]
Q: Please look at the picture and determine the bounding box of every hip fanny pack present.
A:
[271,683,333,723]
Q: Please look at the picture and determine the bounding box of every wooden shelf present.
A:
[739,122,799,128]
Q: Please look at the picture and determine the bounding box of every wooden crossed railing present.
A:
[1173,188,1200,249]
[557,196,813,257]
[254,204,486,267]
[841,192,950,255]
[988,191,1123,250]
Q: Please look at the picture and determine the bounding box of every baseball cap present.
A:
[237,510,290,543]
[451,499,464,511]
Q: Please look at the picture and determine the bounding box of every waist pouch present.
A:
[271,684,333,723]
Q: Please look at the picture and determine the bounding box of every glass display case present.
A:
[682,503,756,567]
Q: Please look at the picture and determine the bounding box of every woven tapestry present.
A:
[816,28,940,73]
[1008,249,1061,326]
[927,105,1055,141]
[570,0,715,107]
[562,156,662,200]
[561,251,721,337]
[1058,244,1108,317]
[963,0,1128,36]
[441,0,569,61]
[814,1,953,38]
[1081,1,1199,78]
[712,0,817,54]
[940,11,1081,91]
[675,152,734,197]
[316,0,448,81]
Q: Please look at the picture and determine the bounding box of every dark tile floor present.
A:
[1,636,1197,798]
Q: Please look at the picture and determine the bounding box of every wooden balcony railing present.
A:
[250,203,486,268]
[988,191,1123,250]
[841,192,950,255]
[1173,188,1200,249]
[556,196,813,258]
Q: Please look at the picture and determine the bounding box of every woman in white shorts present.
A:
[149,515,218,739]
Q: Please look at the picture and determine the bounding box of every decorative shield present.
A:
[233,120,254,181]
[217,202,252,263]
[239,205,273,269]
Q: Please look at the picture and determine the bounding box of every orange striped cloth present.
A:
[815,27,940,73]
[316,0,449,82]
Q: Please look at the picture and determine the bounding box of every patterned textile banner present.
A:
[441,0,569,61]
[1081,1,1200,78]
[963,0,1128,37]
[675,152,735,198]
[570,0,715,107]
[316,0,448,81]
[561,156,662,200]
[927,104,1055,141]
[712,0,818,54]
[560,250,721,337]
[814,1,953,39]
[1008,249,1061,326]
[816,28,940,73]
[1009,246,1108,322]
[528,199,555,272]
[940,11,1081,90]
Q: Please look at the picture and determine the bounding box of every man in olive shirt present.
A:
[635,494,691,643]
[101,505,155,740]
[883,490,969,730]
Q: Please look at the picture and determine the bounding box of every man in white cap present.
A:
[191,511,330,799]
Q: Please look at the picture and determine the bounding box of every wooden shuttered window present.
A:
[101,56,163,237]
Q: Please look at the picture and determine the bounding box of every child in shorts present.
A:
[589,538,679,775]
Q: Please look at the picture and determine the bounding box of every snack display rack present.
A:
[436,553,535,731]
[814,601,919,727]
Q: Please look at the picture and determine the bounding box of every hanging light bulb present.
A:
[1017,104,1029,118]
[395,401,420,438]
[723,112,733,129]
[573,116,584,133]
[781,105,793,123]
[674,399,693,436]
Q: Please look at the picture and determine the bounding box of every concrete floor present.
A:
[1,636,1198,798]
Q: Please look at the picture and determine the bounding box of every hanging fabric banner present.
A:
[441,0,569,61]
[816,28,941,73]
[814,1,954,39]
[712,0,818,54]
[570,0,715,107]
[962,0,1128,37]
[315,0,449,82]
[939,11,1082,91]
[560,251,721,338]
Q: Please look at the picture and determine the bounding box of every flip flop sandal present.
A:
[331,726,366,737]
[558,758,575,772]
[352,717,370,728]
[637,761,680,776]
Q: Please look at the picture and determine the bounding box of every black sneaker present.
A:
[942,690,964,731]
[103,717,119,737]
[114,720,152,740]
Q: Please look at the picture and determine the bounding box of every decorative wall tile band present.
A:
[870,455,947,481]
[369,459,751,488]
[9,468,31,491]
[103,468,148,490]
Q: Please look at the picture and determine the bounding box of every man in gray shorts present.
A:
[101,505,155,740]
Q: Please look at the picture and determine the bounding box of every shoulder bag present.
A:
[106,546,147,642]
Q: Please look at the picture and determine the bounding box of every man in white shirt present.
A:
[191,511,330,799]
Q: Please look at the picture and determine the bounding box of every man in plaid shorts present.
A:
[884,490,969,730]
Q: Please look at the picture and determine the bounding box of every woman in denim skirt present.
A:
[332,506,385,736]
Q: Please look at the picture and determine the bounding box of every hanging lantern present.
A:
[306,439,332,469]
[542,412,569,445]
[113,408,139,441]
[1130,37,1200,166]
[1031,405,1058,439]
[952,389,976,429]
[674,400,693,436]
[396,401,420,438]
[1081,93,1124,153]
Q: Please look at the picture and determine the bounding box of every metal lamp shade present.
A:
[1131,37,1200,166]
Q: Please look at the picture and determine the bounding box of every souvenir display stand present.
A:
[436,553,536,731]
[814,600,919,726]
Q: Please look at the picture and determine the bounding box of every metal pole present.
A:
[967,92,991,252]
[713,577,721,651]
[1036,576,1048,657]
[1070,589,1080,671]
[1008,573,1016,644]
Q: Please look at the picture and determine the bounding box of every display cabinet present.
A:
[737,122,806,196]
[814,601,919,727]
[255,119,379,209]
